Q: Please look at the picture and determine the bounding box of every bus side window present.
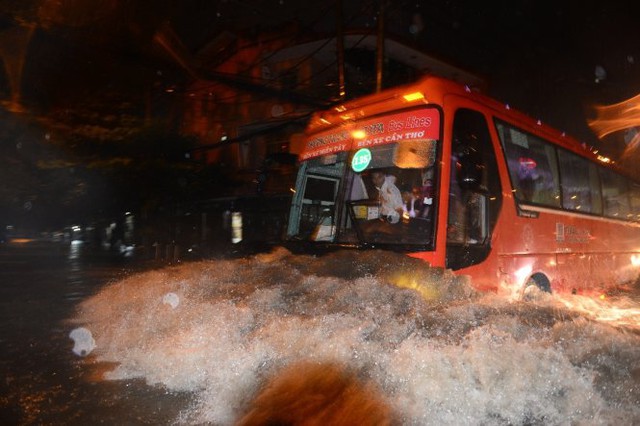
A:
[497,122,561,207]
[600,168,631,219]
[558,149,602,214]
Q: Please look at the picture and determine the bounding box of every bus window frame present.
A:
[332,105,444,250]
[493,117,640,223]
[340,143,440,249]
[290,105,445,250]
[287,155,348,241]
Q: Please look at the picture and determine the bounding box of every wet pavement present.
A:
[0,241,191,425]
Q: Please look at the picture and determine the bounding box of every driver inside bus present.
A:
[371,171,404,224]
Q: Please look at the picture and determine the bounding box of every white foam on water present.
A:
[73,248,640,425]
[162,292,180,309]
[69,327,96,356]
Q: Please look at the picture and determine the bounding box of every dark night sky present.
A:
[4,1,640,142]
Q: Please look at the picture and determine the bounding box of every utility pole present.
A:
[336,0,346,100]
[376,0,385,93]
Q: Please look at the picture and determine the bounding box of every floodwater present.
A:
[2,242,640,425]
[0,241,191,425]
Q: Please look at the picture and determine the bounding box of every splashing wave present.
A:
[73,247,640,425]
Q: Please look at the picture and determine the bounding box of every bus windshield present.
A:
[288,106,440,249]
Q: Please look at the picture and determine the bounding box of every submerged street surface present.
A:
[0,241,190,425]
[1,241,639,425]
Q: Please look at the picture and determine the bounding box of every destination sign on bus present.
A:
[300,108,440,160]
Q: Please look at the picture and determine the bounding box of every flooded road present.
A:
[0,241,190,425]
[2,242,640,425]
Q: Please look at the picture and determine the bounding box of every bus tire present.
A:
[522,272,551,301]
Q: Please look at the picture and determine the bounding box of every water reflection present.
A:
[72,248,640,425]
[65,240,88,303]
[0,241,193,425]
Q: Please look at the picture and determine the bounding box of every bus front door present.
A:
[445,108,502,270]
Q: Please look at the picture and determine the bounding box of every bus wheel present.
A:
[522,273,551,301]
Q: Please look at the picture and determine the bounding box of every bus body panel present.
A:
[494,208,640,295]
[289,76,640,296]
[441,89,640,295]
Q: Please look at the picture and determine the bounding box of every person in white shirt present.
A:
[371,171,404,224]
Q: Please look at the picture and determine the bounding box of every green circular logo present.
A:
[351,148,372,172]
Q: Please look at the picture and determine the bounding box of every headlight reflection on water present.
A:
[552,293,640,330]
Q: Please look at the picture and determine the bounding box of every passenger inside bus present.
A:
[448,122,487,244]
[516,156,540,202]
[342,140,438,245]
[344,167,434,243]
[370,170,404,224]
[417,168,435,219]
[401,185,420,220]
[502,135,560,206]
[401,182,433,222]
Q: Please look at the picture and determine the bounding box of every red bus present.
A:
[286,76,640,296]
